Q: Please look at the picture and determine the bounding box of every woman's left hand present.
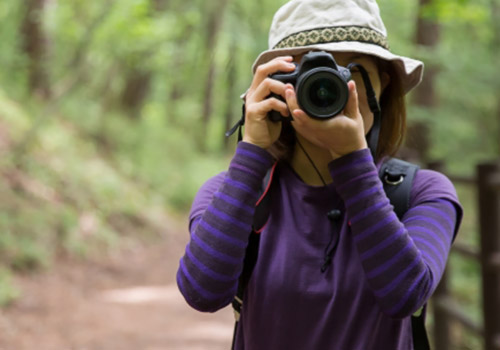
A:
[285,80,368,159]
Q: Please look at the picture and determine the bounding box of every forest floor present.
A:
[0,213,234,350]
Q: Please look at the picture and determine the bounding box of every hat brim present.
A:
[252,42,424,94]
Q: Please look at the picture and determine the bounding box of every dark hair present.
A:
[267,61,407,163]
[375,62,407,160]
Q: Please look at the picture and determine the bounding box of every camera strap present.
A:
[225,103,246,142]
[346,63,382,158]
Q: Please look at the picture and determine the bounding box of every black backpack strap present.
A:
[379,157,419,220]
[412,306,431,350]
[231,162,278,349]
[253,163,278,232]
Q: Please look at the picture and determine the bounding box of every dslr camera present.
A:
[268,51,352,122]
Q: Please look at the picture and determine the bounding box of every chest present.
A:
[249,185,370,304]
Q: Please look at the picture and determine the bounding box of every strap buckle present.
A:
[384,173,405,186]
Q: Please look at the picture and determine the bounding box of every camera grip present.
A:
[267,93,288,122]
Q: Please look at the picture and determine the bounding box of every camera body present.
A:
[268,51,352,122]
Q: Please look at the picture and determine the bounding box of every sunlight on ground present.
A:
[181,322,234,340]
[99,285,180,304]
[99,283,234,348]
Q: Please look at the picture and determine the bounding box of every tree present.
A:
[200,0,229,150]
[491,0,500,156]
[120,67,152,118]
[404,0,441,163]
[152,0,169,12]
[21,0,51,99]
[118,0,161,118]
[223,39,238,149]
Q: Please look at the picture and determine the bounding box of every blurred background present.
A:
[0,0,498,349]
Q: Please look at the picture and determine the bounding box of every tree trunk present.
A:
[120,68,152,119]
[223,40,238,149]
[119,0,165,118]
[21,0,51,99]
[491,0,500,156]
[152,0,169,12]
[404,0,441,163]
[414,0,440,108]
[200,0,229,151]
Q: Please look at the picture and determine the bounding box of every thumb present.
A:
[344,81,360,119]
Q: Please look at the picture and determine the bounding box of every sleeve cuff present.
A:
[328,148,378,195]
[227,142,275,188]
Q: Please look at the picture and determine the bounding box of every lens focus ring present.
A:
[296,68,349,119]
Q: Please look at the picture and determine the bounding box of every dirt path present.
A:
[0,216,234,350]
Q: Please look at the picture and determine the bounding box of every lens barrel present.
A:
[296,67,349,119]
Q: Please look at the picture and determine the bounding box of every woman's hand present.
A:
[285,80,368,159]
[243,56,296,149]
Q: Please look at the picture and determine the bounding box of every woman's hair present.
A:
[267,60,407,163]
[375,61,407,160]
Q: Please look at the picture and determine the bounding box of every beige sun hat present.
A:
[252,0,424,94]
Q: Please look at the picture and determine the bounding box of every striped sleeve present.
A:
[177,142,274,312]
[330,149,462,318]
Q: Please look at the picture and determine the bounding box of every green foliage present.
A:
[0,1,28,99]
[0,267,19,306]
[376,0,500,174]
[409,0,500,174]
[0,77,229,280]
[0,0,497,167]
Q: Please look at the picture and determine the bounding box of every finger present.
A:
[246,98,289,119]
[251,57,295,91]
[249,78,288,103]
[344,81,360,119]
[286,86,310,123]
[284,84,299,111]
[291,108,307,124]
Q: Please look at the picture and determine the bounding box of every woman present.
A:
[177,0,462,349]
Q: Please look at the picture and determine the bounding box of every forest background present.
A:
[0,0,498,348]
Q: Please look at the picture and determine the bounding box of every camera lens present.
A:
[296,68,349,119]
[309,78,338,108]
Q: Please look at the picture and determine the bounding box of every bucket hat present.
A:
[252,0,424,94]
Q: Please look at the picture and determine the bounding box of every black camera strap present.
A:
[225,103,246,141]
[346,63,382,158]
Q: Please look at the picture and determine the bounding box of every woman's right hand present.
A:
[243,56,296,149]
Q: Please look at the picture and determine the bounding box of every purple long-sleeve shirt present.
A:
[177,142,462,350]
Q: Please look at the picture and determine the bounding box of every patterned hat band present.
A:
[273,26,390,51]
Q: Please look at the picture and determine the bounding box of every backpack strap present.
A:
[412,306,431,350]
[231,162,278,350]
[253,162,279,233]
[379,157,420,219]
